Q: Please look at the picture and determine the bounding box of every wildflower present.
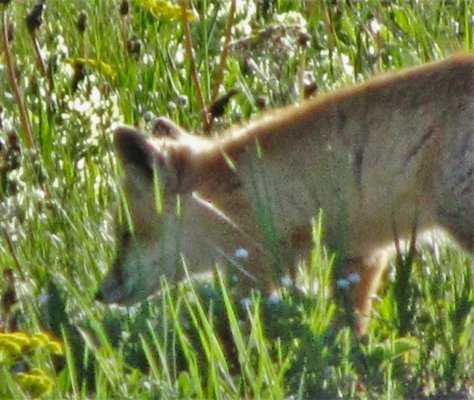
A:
[451,21,460,35]
[65,58,117,81]
[143,111,155,122]
[240,297,252,308]
[139,0,196,21]
[0,331,64,358]
[16,368,53,397]
[368,18,382,35]
[176,94,189,108]
[267,292,281,304]
[234,248,249,259]
[0,332,30,356]
[336,279,350,290]
[35,333,64,355]
[340,53,354,76]
[347,273,361,284]
[280,276,293,287]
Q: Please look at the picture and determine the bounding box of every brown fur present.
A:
[97,54,474,336]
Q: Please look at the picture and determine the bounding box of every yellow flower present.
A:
[65,58,117,80]
[16,368,53,398]
[31,332,64,355]
[0,332,63,396]
[0,332,30,356]
[139,0,196,21]
[0,331,64,359]
[0,339,22,356]
[45,339,64,356]
[30,332,49,348]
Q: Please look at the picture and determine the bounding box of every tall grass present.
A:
[0,0,473,398]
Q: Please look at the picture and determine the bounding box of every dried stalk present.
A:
[210,0,236,103]
[30,33,50,85]
[1,10,36,149]
[179,0,211,133]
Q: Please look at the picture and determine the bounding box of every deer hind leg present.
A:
[435,136,474,253]
[437,210,474,253]
[435,185,474,253]
[437,191,474,254]
[336,250,390,337]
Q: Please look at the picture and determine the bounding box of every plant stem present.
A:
[210,0,236,103]
[179,0,211,133]
[1,10,36,149]
[31,32,53,91]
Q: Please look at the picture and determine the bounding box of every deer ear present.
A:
[152,117,190,140]
[114,126,185,193]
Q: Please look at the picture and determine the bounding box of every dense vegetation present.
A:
[0,0,473,398]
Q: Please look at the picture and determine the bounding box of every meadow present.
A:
[0,0,473,398]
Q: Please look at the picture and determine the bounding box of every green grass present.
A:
[0,0,473,398]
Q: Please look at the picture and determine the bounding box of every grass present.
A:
[0,0,473,398]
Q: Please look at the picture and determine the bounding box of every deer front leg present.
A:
[336,251,390,337]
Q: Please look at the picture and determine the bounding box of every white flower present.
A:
[280,276,293,287]
[336,279,350,289]
[32,189,46,200]
[90,86,102,107]
[274,11,307,29]
[174,43,185,64]
[240,297,252,307]
[341,54,354,76]
[451,21,460,35]
[267,292,281,304]
[347,273,361,284]
[77,158,85,170]
[369,19,382,34]
[234,248,249,259]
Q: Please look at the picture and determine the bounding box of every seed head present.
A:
[6,22,14,43]
[297,32,311,47]
[77,10,87,34]
[127,37,142,59]
[303,82,318,99]
[255,96,266,110]
[71,62,86,92]
[26,2,46,34]
[176,95,189,108]
[209,89,238,119]
[119,0,129,16]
